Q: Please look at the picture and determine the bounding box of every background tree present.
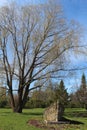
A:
[25,80,55,108]
[69,93,82,108]
[26,89,47,108]
[0,0,82,113]
[0,87,8,108]
[81,73,86,90]
[54,80,69,108]
[44,80,55,106]
[76,73,87,109]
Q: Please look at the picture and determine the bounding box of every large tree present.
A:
[0,0,81,113]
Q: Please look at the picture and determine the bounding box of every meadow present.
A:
[0,108,87,130]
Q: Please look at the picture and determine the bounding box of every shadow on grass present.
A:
[22,112,43,116]
[0,111,12,116]
[59,117,84,125]
[65,111,87,117]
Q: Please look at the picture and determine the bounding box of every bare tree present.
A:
[0,1,81,113]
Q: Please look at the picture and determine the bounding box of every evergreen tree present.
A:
[77,73,87,109]
[81,73,86,90]
[54,80,69,108]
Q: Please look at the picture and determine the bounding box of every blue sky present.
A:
[1,0,87,28]
[60,0,87,91]
[61,0,87,28]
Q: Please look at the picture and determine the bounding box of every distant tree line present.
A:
[25,80,69,109]
[0,80,69,109]
[69,73,87,109]
[0,73,87,109]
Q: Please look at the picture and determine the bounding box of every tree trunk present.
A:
[9,84,29,113]
[13,105,23,113]
[12,99,23,113]
[13,98,27,113]
[13,88,24,113]
[9,87,24,113]
[9,90,15,112]
[22,86,29,108]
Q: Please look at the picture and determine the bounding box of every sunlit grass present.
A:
[0,108,44,130]
[0,108,87,130]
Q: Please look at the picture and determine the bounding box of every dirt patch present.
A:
[28,119,57,130]
[28,119,83,130]
[28,120,44,128]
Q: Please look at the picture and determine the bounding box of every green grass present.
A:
[64,108,87,130]
[0,108,44,130]
[0,108,87,130]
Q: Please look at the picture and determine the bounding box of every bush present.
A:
[0,98,8,108]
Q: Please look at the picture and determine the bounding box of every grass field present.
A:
[0,108,87,130]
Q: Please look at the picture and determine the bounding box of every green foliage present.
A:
[0,98,8,108]
[74,73,87,109]
[25,90,54,108]
[68,93,82,108]
[81,73,86,89]
[25,90,48,108]
[0,87,8,108]
[68,73,87,109]
[26,80,69,109]
[25,82,55,108]
[54,80,69,107]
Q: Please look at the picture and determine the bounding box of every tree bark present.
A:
[9,90,15,112]
[13,105,23,113]
[14,88,24,113]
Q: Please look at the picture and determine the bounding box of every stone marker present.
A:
[43,101,64,124]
